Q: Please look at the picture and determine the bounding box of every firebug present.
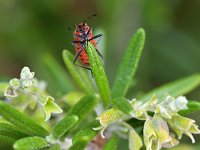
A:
[69,14,103,72]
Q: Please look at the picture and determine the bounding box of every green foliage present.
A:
[0,83,9,97]
[13,137,49,150]
[179,100,200,116]
[48,144,60,150]
[67,95,98,124]
[86,42,111,107]
[62,50,94,93]
[140,74,200,102]
[0,123,28,144]
[72,120,101,144]
[111,97,133,115]
[52,115,79,139]
[0,27,200,150]
[103,135,119,150]
[0,101,49,137]
[69,139,88,150]
[112,28,145,98]
[43,54,74,94]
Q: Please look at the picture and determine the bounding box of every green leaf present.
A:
[69,139,88,150]
[72,120,100,144]
[179,100,200,116]
[43,54,74,94]
[48,144,60,150]
[140,74,200,102]
[111,28,145,98]
[59,95,98,138]
[67,95,98,124]
[86,42,111,107]
[0,83,9,97]
[103,134,119,150]
[0,135,17,144]
[112,97,133,115]
[62,50,94,93]
[0,123,28,143]
[0,101,49,137]
[13,137,49,150]
[52,115,79,139]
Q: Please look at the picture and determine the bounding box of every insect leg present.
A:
[96,49,104,64]
[72,40,86,46]
[88,34,103,42]
[73,48,93,75]
[93,34,103,47]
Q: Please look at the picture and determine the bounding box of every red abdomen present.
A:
[73,23,96,66]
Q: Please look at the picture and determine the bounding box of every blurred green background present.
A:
[0,0,200,148]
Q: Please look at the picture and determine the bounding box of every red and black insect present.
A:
[70,14,103,72]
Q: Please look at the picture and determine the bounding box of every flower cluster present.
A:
[96,95,200,150]
[4,67,62,121]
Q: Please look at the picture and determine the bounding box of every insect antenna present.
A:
[67,13,97,31]
[83,13,97,24]
[67,24,77,32]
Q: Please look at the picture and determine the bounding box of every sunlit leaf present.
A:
[86,42,111,107]
[112,28,145,98]
[112,97,133,115]
[52,115,79,139]
[179,100,200,116]
[62,50,94,93]
[43,54,75,94]
[103,134,119,150]
[0,83,9,97]
[140,74,200,102]
[13,137,49,150]
[73,120,100,144]
[0,101,49,137]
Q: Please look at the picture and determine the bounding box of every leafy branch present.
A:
[0,28,200,150]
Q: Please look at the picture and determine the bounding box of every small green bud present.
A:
[95,108,124,138]
[97,108,124,128]
[9,78,20,89]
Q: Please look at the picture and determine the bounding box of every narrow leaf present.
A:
[103,134,119,150]
[0,101,49,137]
[112,28,145,98]
[48,144,60,150]
[52,115,79,139]
[59,95,98,138]
[69,139,88,150]
[0,123,28,141]
[179,100,200,116]
[0,135,17,144]
[140,74,200,102]
[73,120,100,144]
[86,42,111,107]
[62,50,94,93]
[0,83,9,97]
[112,97,133,115]
[43,54,74,94]
[67,95,98,124]
[13,137,49,150]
